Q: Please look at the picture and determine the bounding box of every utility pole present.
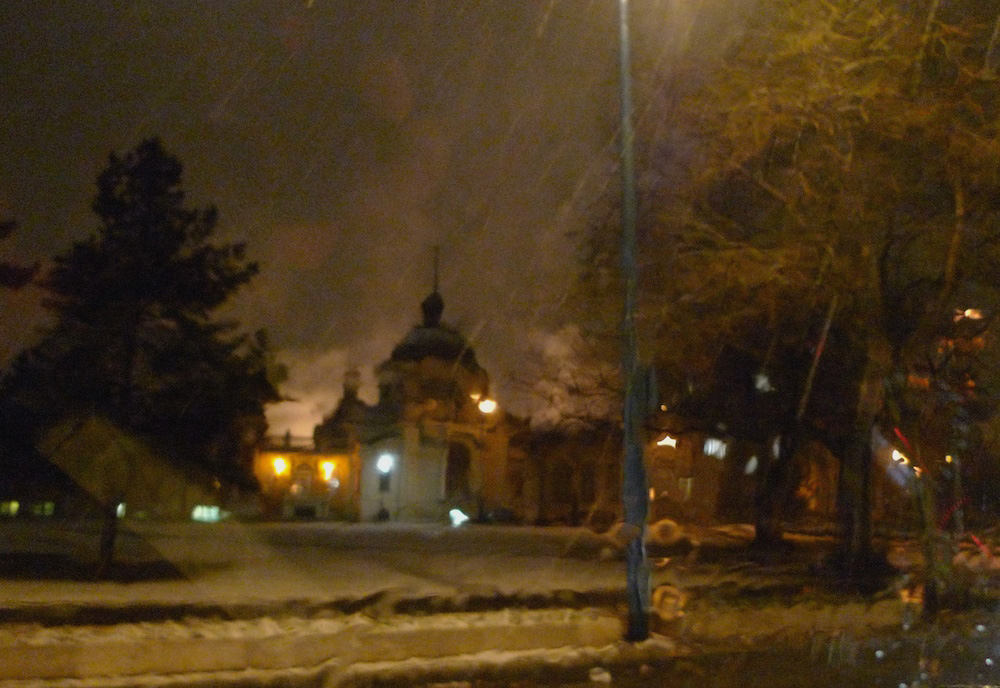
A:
[617,0,650,642]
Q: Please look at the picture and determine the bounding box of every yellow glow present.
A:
[272,457,289,476]
[649,487,656,500]
[891,449,908,465]
[945,455,954,464]
[470,392,482,402]
[656,434,677,448]
[478,399,497,414]
[320,461,336,481]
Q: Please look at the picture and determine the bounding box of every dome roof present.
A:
[389,290,480,371]
[390,325,479,369]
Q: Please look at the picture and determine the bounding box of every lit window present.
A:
[116,502,126,518]
[320,461,336,481]
[272,457,289,476]
[955,308,984,321]
[745,456,759,475]
[1,501,19,517]
[32,501,55,517]
[656,434,677,448]
[703,438,727,459]
[449,508,470,527]
[191,505,221,522]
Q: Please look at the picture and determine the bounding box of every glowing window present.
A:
[656,434,677,448]
[191,505,221,522]
[32,501,55,517]
[703,438,727,459]
[320,461,336,481]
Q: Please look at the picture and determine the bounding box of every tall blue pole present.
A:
[617,0,650,642]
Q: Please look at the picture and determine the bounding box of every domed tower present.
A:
[358,255,505,524]
[375,285,490,423]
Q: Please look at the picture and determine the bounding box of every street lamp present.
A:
[617,0,651,642]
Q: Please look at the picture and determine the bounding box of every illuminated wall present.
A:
[254,448,358,519]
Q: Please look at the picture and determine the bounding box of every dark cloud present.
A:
[1,0,709,434]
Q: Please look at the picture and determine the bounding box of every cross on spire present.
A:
[421,245,444,327]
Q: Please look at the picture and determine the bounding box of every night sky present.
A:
[1,0,708,435]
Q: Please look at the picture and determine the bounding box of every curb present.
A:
[0,608,624,684]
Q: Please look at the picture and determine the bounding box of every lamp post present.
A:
[617,0,651,642]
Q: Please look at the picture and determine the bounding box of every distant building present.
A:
[309,287,513,522]
[506,422,621,529]
[253,431,358,520]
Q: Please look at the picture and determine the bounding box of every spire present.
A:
[433,245,440,293]
[421,246,444,327]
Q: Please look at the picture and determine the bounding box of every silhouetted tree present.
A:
[576,0,1000,591]
[3,138,283,495]
[0,219,37,289]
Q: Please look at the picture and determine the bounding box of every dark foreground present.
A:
[393,647,999,688]
[351,623,1000,688]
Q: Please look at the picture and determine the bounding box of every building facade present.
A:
[312,288,512,522]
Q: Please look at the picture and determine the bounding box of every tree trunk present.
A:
[753,432,796,548]
[836,336,889,584]
[97,499,119,579]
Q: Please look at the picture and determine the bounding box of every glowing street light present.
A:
[478,398,497,414]
[376,453,395,474]
[272,457,289,476]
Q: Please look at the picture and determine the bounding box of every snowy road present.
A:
[0,520,631,613]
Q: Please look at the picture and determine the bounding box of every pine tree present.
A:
[6,138,282,485]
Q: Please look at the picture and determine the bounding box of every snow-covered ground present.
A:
[0,520,638,610]
[0,519,956,687]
